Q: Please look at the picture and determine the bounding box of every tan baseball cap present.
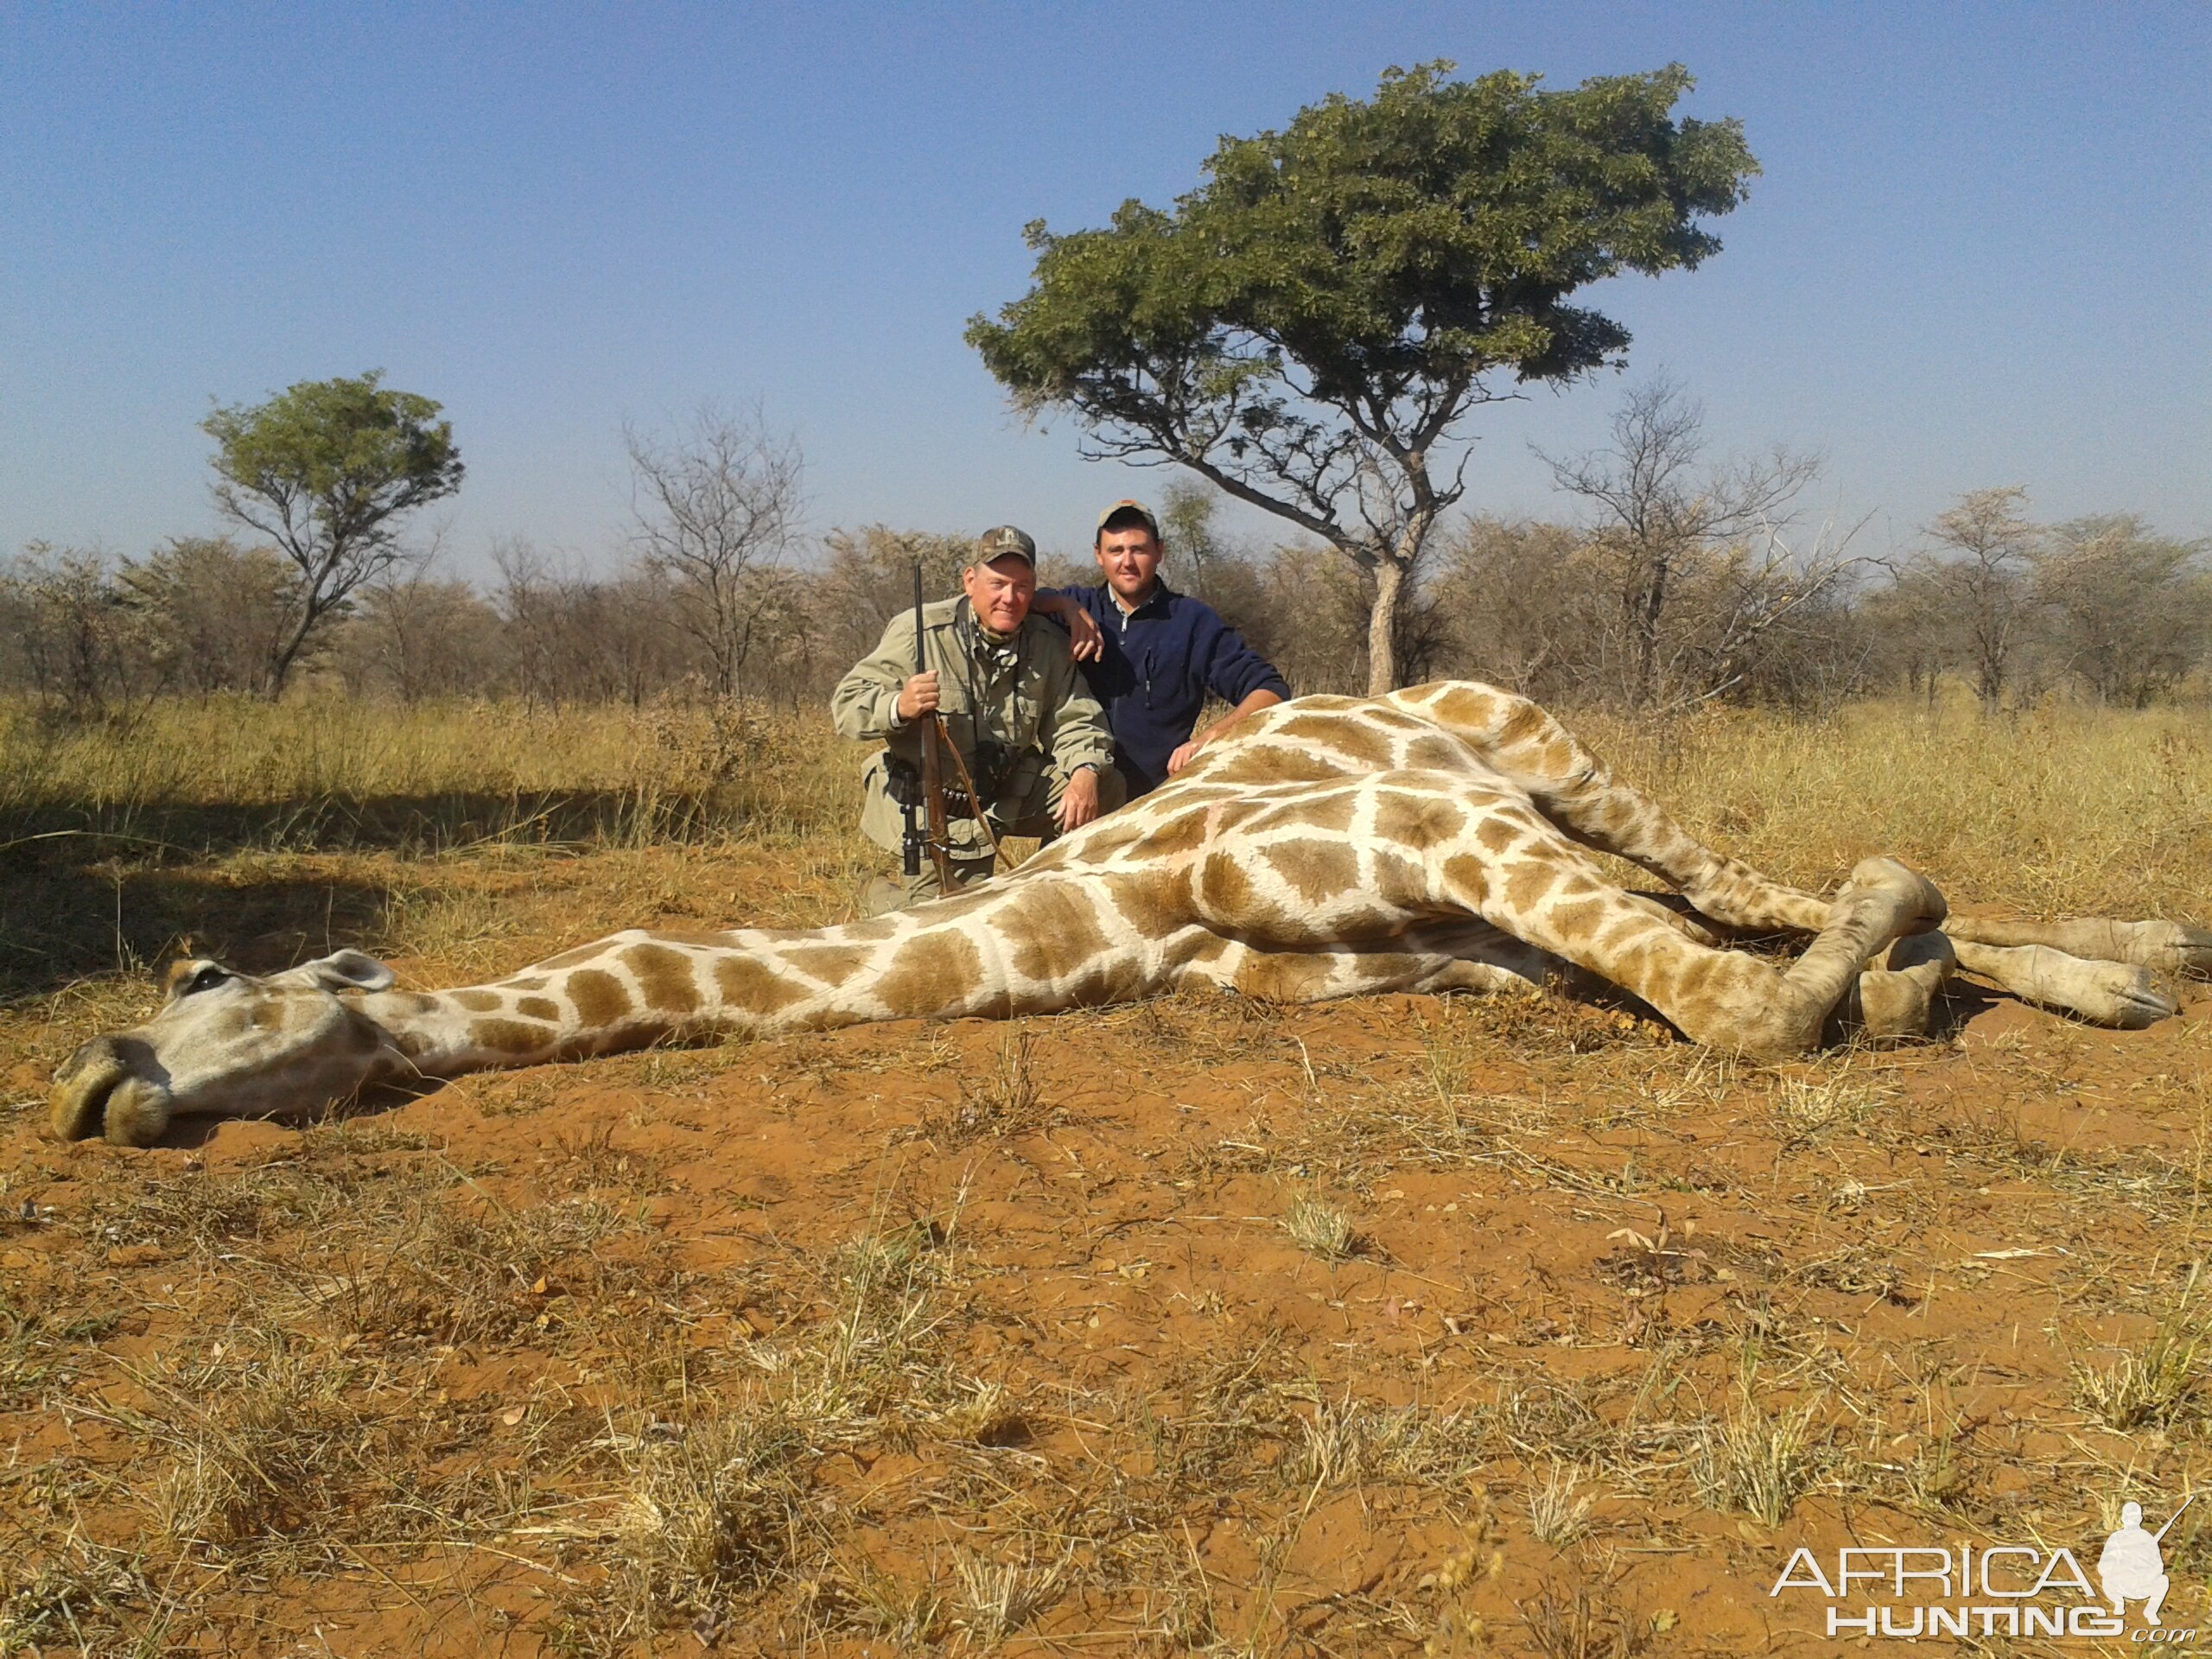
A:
[1096,499,1162,540]
[972,524,1037,565]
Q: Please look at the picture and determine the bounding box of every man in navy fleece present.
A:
[1031,500,1291,798]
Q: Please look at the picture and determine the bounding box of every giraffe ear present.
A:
[281,950,397,994]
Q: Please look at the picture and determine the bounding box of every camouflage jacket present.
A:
[830,597,1116,855]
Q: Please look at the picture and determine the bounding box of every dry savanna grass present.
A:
[2,687,2210,1656]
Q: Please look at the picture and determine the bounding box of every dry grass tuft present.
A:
[1516,1574,1653,1659]
[608,1410,815,1637]
[1691,1393,1820,1526]
[0,1537,161,1656]
[950,1547,1071,1643]
[919,1028,1053,1147]
[92,1338,473,1571]
[560,1207,974,1649]
[2074,1303,2207,1431]
[1770,1067,1893,1142]
[1281,1191,1361,1261]
[1527,1462,1596,1548]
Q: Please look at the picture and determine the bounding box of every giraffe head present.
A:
[48,950,405,1147]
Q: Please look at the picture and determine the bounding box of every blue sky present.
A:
[3,3,2206,578]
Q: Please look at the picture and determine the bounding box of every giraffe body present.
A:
[49,683,2210,1146]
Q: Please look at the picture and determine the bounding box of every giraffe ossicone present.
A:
[48,683,2211,1147]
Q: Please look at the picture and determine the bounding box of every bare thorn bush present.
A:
[1516,1574,1653,1659]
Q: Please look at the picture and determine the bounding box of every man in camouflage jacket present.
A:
[831,525,1123,913]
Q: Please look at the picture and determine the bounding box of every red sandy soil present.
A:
[5,870,2209,1656]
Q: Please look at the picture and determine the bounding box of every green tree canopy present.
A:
[969,61,1758,690]
[201,370,463,693]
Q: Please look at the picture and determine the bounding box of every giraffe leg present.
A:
[1948,939,2177,1027]
[1179,927,1554,1006]
[1942,916,2212,977]
[1844,931,1958,1040]
[1471,696,2190,1027]
[1427,820,1945,1059]
[1398,684,2197,1032]
[1395,684,1832,931]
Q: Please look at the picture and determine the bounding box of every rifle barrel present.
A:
[912,565,953,888]
[2155,1494,2194,1543]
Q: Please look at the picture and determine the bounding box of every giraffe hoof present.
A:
[2135,923,2212,978]
[1853,969,1935,1039]
[2074,963,2179,1029]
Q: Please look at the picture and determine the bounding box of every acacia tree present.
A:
[201,371,464,694]
[969,61,1758,692]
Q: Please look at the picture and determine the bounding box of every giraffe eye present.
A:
[181,965,231,996]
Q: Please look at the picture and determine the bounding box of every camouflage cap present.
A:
[1096,499,1162,540]
[972,524,1037,566]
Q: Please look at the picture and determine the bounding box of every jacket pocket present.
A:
[1010,683,1044,748]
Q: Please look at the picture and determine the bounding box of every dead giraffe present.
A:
[48,682,2208,1146]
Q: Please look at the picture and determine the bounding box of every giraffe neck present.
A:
[349,865,1186,1074]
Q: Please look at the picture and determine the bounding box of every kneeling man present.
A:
[1033,499,1290,795]
[832,525,1124,914]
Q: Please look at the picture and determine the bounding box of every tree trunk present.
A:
[265,602,321,699]
[1632,546,1669,709]
[1367,557,1405,695]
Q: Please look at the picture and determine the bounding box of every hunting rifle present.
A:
[2155,1496,2195,1544]
[904,566,955,890]
[899,567,1005,890]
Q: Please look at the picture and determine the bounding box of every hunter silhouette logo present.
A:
[2101,1498,2189,1626]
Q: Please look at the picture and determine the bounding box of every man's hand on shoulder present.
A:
[1031,592,1104,663]
[1167,738,1204,776]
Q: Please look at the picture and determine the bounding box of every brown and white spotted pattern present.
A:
[50,683,2211,1145]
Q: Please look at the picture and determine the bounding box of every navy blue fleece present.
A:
[1043,581,1292,795]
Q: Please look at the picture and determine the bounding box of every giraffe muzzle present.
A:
[46,1036,175,1147]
